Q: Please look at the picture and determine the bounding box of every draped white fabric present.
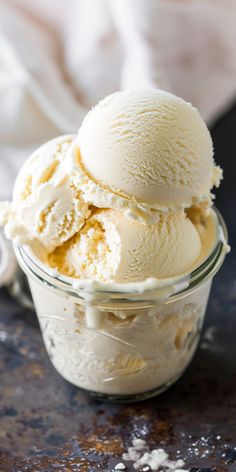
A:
[0,0,236,199]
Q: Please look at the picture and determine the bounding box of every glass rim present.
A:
[14,206,228,305]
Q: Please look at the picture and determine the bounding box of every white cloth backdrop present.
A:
[0,0,236,200]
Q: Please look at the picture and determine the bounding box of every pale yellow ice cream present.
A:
[0,135,90,253]
[69,89,222,219]
[2,89,226,399]
[48,209,203,282]
[0,90,221,281]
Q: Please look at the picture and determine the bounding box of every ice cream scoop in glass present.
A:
[0,89,228,401]
[15,207,227,401]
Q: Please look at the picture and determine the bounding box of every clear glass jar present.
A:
[15,208,228,402]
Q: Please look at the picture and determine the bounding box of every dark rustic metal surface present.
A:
[0,105,236,472]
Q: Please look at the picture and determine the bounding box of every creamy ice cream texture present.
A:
[69,89,221,217]
[48,209,203,282]
[0,89,221,282]
[0,135,90,253]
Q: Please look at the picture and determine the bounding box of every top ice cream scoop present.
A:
[71,89,222,217]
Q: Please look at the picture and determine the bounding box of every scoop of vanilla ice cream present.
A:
[48,209,202,282]
[73,90,221,215]
[1,135,90,253]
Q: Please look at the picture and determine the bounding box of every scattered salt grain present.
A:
[115,463,126,470]
[122,437,188,471]
[133,438,147,450]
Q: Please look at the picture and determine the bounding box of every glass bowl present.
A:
[15,208,228,402]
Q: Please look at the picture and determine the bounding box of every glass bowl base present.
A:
[82,374,182,403]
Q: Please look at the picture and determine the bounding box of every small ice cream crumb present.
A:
[122,437,188,471]
[115,463,126,470]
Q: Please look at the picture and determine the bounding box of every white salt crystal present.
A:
[115,463,126,470]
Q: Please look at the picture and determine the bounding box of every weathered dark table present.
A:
[0,105,236,472]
